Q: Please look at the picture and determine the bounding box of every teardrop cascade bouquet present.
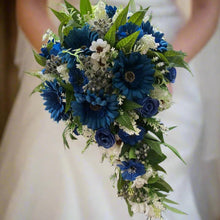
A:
[30,0,190,218]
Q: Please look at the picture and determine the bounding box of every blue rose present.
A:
[95,128,115,149]
[165,67,177,83]
[137,96,159,118]
[118,126,145,146]
[105,5,117,18]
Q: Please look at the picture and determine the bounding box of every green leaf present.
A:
[144,138,162,156]
[129,0,136,13]
[163,143,186,165]
[146,149,166,165]
[58,80,74,92]
[62,126,70,149]
[46,41,54,51]
[50,8,69,23]
[125,199,134,217]
[69,133,77,140]
[82,138,93,153]
[154,129,164,143]
[145,132,160,142]
[168,126,177,131]
[65,90,74,113]
[115,3,130,29]
[63,24,76,36]
[25,71,42,79]
[30,83,45,95]
[117,171,124,192]
[163,203,187,215]
[147,50,169,64]
[169,57,192,74]
[145,124,165,143]
[58,21,65,43]
[104,3,129,46]
[119,144,131,157]
[65,19,82,30]
[167,43,173,50]
[128,7,150,26]
[64,0,81,17]
[104,24,117,46]
[165,50,192,74]
[129,147,136,159]
[163,198,179,205]
[151,178,173,193]
[80,0,92,15]
[148,175,159,184]
[154,51,169,63]
[164,50,186,58]
[153,164,167,173]
[116,112,134,131]
[33,50,46,66]
[156,192,168,198]
[116,31,140,53]
[121,99,142,111]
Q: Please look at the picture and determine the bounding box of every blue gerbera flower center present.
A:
[124,71,135,83]
[89,104,102,111]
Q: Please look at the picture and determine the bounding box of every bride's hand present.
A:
[16,0,56,51]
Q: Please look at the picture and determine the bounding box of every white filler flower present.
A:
[130,201,150,214]
[132,176,148,188]
[90,39,110,61]
[138,34,159,54]
[93,1,107,20]
[57,64,69,82]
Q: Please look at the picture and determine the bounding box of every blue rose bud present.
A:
[137,96,160,118]
[95,128,115,149]
[40,42,62,59]
[105,5,117,18]
[166,67,177,83]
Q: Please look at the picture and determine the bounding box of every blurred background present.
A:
[0,0,191,140]
[0,0,19,139]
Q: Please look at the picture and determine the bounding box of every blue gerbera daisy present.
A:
[118,126,146,146]
[71,92,119,130]
[40,42,62,59]
[105,5,117,18]
[41,80,69,122]
[141,21,168,52]
[117,160,146,181]
[117,22,144,41]
[64,25,98,53]
[69,67,88,93]
[112,52,155,100]
[59,51,76,69]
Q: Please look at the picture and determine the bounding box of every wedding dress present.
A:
[190,21,220,220]
[0,0,203,219]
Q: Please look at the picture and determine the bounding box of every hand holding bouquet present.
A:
[30,0,190,218]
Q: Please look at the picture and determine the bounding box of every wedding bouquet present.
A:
[30,0,190,218]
